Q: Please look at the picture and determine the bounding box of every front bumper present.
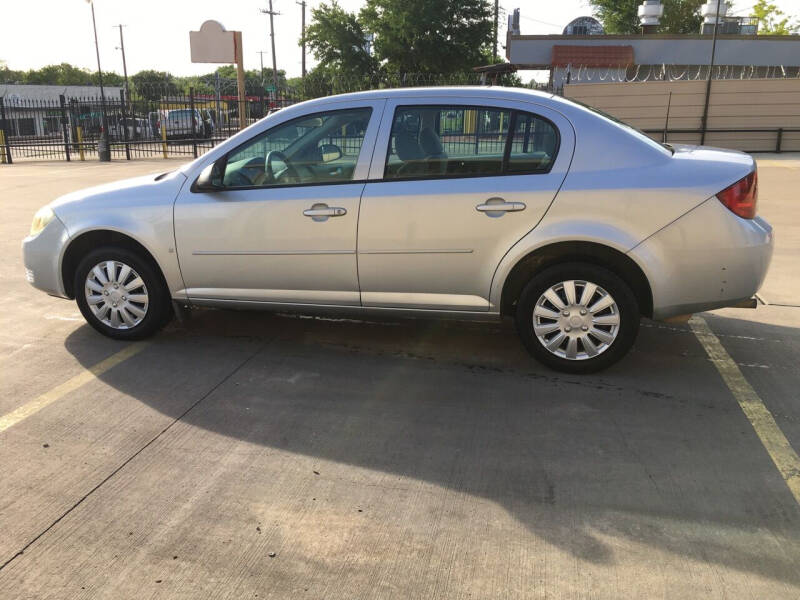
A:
[22,215,70,299]
[629,198,774,320]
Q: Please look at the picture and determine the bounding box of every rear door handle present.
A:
[476,201,526,213]
[303,204,347,221]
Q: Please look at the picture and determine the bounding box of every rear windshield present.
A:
[566,98,673,155]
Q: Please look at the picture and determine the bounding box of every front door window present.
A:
[222,108,373,188]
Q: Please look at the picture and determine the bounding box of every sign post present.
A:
[190,20,248,131]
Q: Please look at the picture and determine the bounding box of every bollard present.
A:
[161,117,168,159]
[77,127,85,161]
[0,131,5,164]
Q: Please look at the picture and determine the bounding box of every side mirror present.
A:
[194,160,224,191]
[319,143,342,163]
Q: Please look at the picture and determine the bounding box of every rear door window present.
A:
[507,112,559,173]
[383,105,558,180]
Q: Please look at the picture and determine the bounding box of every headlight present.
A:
[29,205,55,237]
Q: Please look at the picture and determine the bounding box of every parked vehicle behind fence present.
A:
[160,108,206,140]
[22,87,773,373]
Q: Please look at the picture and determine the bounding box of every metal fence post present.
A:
[776,128,783,153]
[120,89,131,160]
[189,87,198,159]
[59,95,71,162]
[0,97,12,164]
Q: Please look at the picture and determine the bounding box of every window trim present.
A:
[193,106,373,193]
[380,104,561,183]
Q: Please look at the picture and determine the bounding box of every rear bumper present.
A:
[22,216,70,299]
[629,198,774,320]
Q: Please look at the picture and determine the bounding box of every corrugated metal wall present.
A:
[563,79,800,152]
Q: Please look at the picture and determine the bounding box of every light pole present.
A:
[700,0,723,145]
[86,0,110,161]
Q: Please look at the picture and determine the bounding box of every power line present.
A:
[517,13,563,30]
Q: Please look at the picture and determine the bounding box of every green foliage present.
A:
[360,0,494,73]
[589,0,640,34]
[0,62,126,86]
[660,0,704,33]
[0,65,26,84]
[751,0,799,34]
[306,2,380,78]
[589,0,704,34]
[130,70,178,100]
[304,0,496,78]
[208,65,288,96]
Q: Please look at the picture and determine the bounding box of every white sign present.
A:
[190,20,238,64]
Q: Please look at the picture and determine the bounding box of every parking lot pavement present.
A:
[0,158,798,598]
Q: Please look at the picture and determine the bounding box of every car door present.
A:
[357,97,574,311]
[174,101,384,306]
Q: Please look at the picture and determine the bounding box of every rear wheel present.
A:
[74,247,171,340]
[515,263,640,373]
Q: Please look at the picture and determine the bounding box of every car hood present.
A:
[50,169,188,217]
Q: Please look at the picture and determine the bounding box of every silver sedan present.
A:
[22,87,773,372]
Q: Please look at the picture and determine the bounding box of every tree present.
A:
[660,0,703,33]
[360,0,494,73]
[131,70,178,100]
[589,0,704,34]
[0,64,26,84]
[24,63,91,85]
[0,62,124,87]
[588,0,640,34]
[204,65,287,96]
[752,0,799,34]
[305,2,380,79]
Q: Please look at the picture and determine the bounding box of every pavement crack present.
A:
[0,343,265,574]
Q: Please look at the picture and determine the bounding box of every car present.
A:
[160,108,204,139]
[22,87,773,373]
[108,117,155,140]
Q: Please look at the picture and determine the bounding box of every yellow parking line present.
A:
[690,316,800,504]
[0,344,148,434]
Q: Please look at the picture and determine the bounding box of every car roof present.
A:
[295,86,555,107]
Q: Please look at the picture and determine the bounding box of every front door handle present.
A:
[303,203,347,222]
[476,199,526,216]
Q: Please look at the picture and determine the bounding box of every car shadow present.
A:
[63,308,800,585]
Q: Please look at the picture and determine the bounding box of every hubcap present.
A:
[84,260,148,330]
[532,280,620,361]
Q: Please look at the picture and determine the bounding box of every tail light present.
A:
[716,170,757,219]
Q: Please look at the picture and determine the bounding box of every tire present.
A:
[514,262,640,374]
[74,246,172,340]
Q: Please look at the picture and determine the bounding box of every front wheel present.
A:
[515,263,640,373]
[74,247,171,340]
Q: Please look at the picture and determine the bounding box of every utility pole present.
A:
[493,0,499,62]
[259,1,280,97]
[296,0,307,78]
[257,51,268,85]
[114,24,129,103]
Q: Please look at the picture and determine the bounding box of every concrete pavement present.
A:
[0,157,798,598]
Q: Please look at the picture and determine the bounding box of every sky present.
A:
[0,0,797,80]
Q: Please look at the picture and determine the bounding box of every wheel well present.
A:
[500,241,653,318]
[61,230,167,299]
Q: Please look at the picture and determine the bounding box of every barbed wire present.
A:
[558,63,800,84]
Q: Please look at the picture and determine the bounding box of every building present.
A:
[0,84,121,137]
[504,2,800,92]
